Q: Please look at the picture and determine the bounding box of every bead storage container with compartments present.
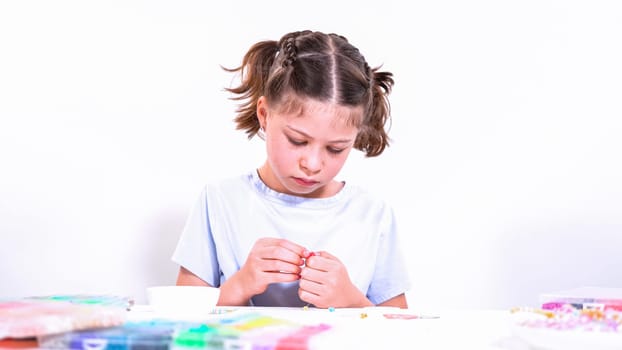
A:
[0,295,132,339]
[540,287,622,311]
[510,287,622,350]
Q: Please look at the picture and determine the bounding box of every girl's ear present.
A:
[257,96,269,129]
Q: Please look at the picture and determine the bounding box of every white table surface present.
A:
[4,306,618,349]
[127,305,534,350]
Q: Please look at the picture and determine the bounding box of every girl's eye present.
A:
[287,136,344,154]
[327,147,345,154]
[288,137,306,146]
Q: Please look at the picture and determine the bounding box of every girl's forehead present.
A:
[273,95,364,127]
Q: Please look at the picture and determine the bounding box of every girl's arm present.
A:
[377,293,408,309]
[176,266,252,306]
[176,266,210,286]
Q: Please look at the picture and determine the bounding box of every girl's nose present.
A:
[300,149,322,174]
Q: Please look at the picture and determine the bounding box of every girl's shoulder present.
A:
[349,184,393,209]
[202,171,255,196]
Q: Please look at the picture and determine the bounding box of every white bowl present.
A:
[146,286,220,317]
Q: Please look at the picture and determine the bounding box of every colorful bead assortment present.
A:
[511,304,622,332]
[38,312,332,349]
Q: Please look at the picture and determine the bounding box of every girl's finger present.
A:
[299,265,323,283]
[262,259,302,274]
[304,254,331,272]
[299,276,323,295]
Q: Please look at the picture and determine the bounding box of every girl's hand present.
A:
[298,251,373,308]
[221,238,306,305]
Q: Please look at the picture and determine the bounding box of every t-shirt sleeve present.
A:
[366,206,412,305]
[171,186,221,287]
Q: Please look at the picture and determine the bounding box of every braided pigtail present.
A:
[223,40,280,139]
[281,34,298,68]
[355,66,394,157]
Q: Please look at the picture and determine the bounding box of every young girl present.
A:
[172,30,411,309]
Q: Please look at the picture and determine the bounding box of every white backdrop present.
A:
[1,0,621,309]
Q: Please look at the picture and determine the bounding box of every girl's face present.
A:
[257,96,362,198]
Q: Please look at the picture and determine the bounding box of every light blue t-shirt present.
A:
[171,171,411,307]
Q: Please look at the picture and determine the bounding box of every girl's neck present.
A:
[256,164,344,199]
